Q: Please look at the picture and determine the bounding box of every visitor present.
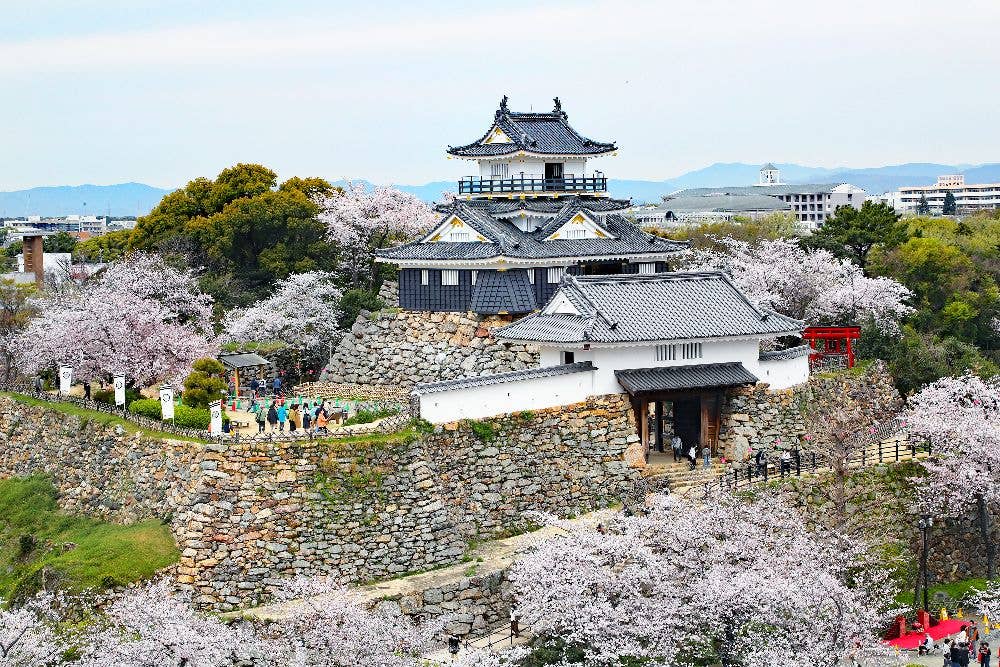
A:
[83,381,91,401]
[315,409,329,434]
[755,448,766,475]
[288,404,299,432]
[953,642,968,667]
[780,449,791,475]
[671,435,682,462]
[969,623,980,648]
[250,378,259,397]
[919,632,934,655]
[276,402,288,432]
[959,626,970,645]
[33,375,43,394]
[301,406,311,432]
[266,403,278,432]
[272,376,282,397]
[702,445,711,468]
[254,401,266,433]
[687,444,697,470]
[979,641,991,667]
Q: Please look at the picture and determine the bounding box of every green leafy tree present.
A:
[0,280,36,383]
[182,357,228,409]
[74,229,133,262]
[916,194,931,215]
[805,201,907,271]
[337,289,385,329]
[943,191,957,215]
[43,231,77,253]
[127,164,337,308]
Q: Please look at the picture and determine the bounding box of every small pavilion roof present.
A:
[447,97,616,158]
[219,352,271,369]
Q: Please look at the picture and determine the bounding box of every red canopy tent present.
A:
[802,326,861,370]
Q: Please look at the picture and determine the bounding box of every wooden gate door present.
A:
[700,392,721,454]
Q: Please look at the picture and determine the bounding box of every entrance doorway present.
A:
[672,397,700,449]
[544,162,564,190]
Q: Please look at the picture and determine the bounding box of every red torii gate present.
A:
[802,326,861,369]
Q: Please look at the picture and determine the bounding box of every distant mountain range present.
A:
[4,162,1000,216]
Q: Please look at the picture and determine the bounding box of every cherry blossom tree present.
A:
[686,237,912,333]
[223,271,342,352]
[17,253,216,387]
[316,182,437,289]
[258,576,445,667]
[509,494,899,667]
[78,580,267,667]
[0,592,68,667]
[905,373,1000,577]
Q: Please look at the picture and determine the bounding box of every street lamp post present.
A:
[918,514,933,612]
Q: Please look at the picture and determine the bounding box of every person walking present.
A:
[671,435,682,462]
[781,450,792,475]
[288,404,299,433]
[272,375,282,397]
[702,445,711,469]
[315,409,329,434]
[687,444,697,470]
[266,403,278,432]
[250,378,260,398]
[978,642,991,667]
[253,401,267,433]
[953,642,968,667]
[301,406,311,432]
[83,381,91,401]
[276,402,288,432]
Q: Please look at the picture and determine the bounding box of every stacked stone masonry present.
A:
[323,282,540,390]
[0,394,636,612]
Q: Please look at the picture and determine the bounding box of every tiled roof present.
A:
[484,196,631,216]
[447,98,616,158]
[615,362,758,394]
[761,163,777,171]
[670,183,850,197]
[496,272,805,344]
[654,193,791,215]
[375,201,686,263]
[759,344,810,361]
[470,269,537,314]
[219,352,271,368]
[412,361,596,395]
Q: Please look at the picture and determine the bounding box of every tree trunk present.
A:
[978,493,996,580]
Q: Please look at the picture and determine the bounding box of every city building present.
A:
[638,165,868,230]
[894,174,1000,214]
[413,272,809,454]
[374,97,687,314]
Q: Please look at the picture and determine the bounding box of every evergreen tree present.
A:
[804,201,908,272]
[943,191,957,215]
[916,194,931,215]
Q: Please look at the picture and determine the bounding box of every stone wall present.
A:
[0,393,635,611]
[718,361,902,461]
[323,282,540,390]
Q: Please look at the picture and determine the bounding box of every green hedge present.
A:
[127,398,214,430]
[343,407,398,426]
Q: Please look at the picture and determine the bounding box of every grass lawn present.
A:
[0,391,208,444]
[0,476,179,601]
[895,577,989,610]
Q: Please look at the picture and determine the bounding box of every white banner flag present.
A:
[209,400,222,433]
[58,366,73,394]
[113,376,126,407]
[159,386,175,420]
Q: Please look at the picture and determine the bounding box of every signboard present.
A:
[113,376,126,407]
[209,400,222,433]
[58,366,73,394]
[159,386,175,420]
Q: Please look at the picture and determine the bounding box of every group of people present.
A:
[922,622,992,667]
[248,376,282,398]
[669,435,712,471]
[250,399,341,435]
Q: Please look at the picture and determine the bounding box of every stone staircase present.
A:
[642,458,728,495]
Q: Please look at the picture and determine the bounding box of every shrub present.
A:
[343,407,397,426]
[127,398,161,420]
[92,389,113,404]
[182,357,228,409]
[338,289,385,329]
[465,419,496,442]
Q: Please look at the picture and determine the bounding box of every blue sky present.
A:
[3,0,1000,190]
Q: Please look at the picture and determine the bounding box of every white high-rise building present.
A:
[894,175,1000,214]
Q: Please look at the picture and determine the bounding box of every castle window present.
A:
[561,351,575,364]
[451,232,471,241]
[471,270,478,285]
[638,263,656,275]
[441,270,459,286]
[655,344,676,361]
[490,163,509,179]
[527,269,535,284]
[565,229,586,239]
[547,267,565,283]
[681,342,703,359]
[420,270,429,286]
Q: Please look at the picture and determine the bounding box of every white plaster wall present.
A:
[539,339,809,395]
[418,370,595,423]
[757,356,809,390]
